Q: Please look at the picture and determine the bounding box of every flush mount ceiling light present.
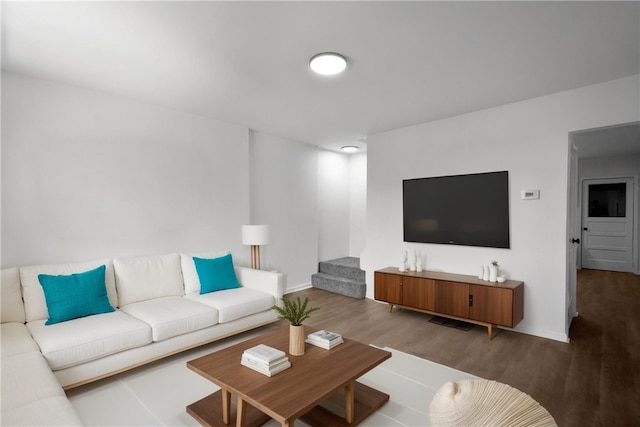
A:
[310,52,347,75]
[341,145,359,153]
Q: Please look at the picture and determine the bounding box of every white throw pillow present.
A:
[114,253,183,306]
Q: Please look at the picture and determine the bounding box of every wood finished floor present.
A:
[286,269,639,427]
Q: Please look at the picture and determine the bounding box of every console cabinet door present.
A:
[374,272,402,305]
[468,284,514,326]
[402,277,435,311]
[435,281,469,318]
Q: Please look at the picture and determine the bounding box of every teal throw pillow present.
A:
[38,265,115,325]
[194,254,241,295]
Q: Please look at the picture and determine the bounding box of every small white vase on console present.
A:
[489,265,498,282]
[482,265,490,281]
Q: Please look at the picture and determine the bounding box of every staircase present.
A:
[311,257,366,299]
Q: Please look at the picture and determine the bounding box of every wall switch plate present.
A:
[521,189,540,200]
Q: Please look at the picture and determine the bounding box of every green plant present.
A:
[272,296,319,326]
[491,260,499,267]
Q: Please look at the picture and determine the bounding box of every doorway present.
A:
[581,177,635,272]
[566,122,640,338]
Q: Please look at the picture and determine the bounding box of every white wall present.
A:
[579,154,640,179]
[363,75,640,342]
[1,72,250,267]
[1,72,359,290]
[349,152,367,257]
[248,131,319,290]
[317,150,350,261]
[248,132,359,290]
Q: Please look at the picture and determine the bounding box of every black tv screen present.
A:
[403,171,510,248]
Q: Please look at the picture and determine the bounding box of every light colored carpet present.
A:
[66,328,479,426]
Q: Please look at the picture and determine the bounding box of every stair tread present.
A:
[318,257,365,281]
[312,272,365,284]
[319,257,360,268]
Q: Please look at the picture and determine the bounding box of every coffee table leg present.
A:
[236,396,247,427]
[345,381,355,423]
[222,389,231,424]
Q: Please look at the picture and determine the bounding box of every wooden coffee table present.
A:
[186,326,391,427]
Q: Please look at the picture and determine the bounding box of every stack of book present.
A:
[241,344,291,377]
[306,330,343,349]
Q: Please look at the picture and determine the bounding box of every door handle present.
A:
[571,238,581,244]
[583,227,588,231]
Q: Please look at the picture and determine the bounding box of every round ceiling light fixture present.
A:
[310,52,347,75]
[341,145,359,153]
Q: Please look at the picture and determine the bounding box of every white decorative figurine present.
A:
[399,250,408,272]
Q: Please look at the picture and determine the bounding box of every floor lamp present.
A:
[242,225,269,269]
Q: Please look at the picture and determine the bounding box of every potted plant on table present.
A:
[272,296,319,356]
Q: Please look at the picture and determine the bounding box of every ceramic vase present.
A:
[482,265,490,281]
[489,265,498,282]
[479,265,486,279]
[289,324,305,356]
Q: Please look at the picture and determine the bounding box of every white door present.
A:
[581,178,635,272]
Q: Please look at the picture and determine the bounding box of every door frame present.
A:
[565,141,579,335]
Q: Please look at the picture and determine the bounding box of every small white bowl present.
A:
[497,276,506,283]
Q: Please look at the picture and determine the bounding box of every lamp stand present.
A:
[250,245,261,270]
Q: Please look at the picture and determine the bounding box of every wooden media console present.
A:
[374,268,524,339]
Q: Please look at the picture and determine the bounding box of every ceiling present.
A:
[2,1,639,154]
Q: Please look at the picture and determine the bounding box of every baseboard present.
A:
[284,282,312,294]
[510,325,570,343]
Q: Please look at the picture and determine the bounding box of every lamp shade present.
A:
[242,225,270,246]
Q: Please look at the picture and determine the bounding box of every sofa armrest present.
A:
[235,267,286,306]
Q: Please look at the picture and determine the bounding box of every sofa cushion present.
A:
[20,259,118,323]
[1,396,84,427]
[180,250,230,294]
[38,265,115,325]
[185,287,275,323]
[0,323,39,358]
[194,254,241,294]
[27,310,152,370]
[1,351,68,411]
[120,296,219,342]
[114,253,184,306]
[1,267,25,324]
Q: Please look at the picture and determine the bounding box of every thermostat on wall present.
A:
[521,190,540,200]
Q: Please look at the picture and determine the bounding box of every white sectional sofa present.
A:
[1,252,285,426]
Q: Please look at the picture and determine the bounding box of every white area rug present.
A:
[67,332,479,427]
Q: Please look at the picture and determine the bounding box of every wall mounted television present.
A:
[403,171,510,249]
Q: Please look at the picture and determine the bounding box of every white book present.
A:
[241,354,290,370]
[241,352,288,367]
[241,359,291,377]
[306,337,343,350]
[307,330,342,343]
[243,344,286,363]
